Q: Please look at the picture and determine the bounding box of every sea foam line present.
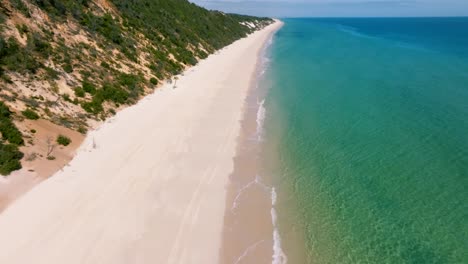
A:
[238,32,287,263]
[256,99,266,141]
[271,188,288,264]
[230,180,288,264]
[255,97,287,264]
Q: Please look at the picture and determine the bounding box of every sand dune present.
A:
[0,21,282,264]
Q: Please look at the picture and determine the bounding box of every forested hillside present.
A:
[0,0,273,175]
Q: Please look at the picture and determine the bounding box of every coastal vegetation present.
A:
[0,102,24,175]
[56,134,71,146]
[22,108,40,120]
[0,0,272,175]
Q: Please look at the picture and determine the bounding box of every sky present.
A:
[189,0,468,17]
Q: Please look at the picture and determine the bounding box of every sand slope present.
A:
[0,22,282,264]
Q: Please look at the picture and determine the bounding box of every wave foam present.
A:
[271,188,287,264]
[230,178,287,263]
[256,99,266,141]
[271,186,277,206]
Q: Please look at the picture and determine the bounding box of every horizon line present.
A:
[268,15,468,19]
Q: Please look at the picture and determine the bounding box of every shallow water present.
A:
[261,17,468,263]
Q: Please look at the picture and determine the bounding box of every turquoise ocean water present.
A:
[260,18,468,263]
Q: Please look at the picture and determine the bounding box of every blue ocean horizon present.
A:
[261,17,468,263]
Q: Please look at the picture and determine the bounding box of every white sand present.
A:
[0,21,282,264]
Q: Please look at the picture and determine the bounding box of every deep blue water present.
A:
[311,17,468,59]
[262,17,468,263]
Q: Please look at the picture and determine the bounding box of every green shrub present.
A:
[79,11,139,60]
[150,77,158,85]
[99,83,129,104]
[16,24,29,36]
[0,9,5,23]
[74,87,85,97]
[197,50,208,59]
[101,61,110,69]
[27,32,51,58]
[0,102,23,145]
[77,126,87,134]
[62,94,72,102]
[0,37,41,74]
[1,74,13,84]
[32,0,90,19]
[82,80,96,94]
[81,97,103,114]
[0,143,24,175]
[56,134,71,146]
[118,73,140,89]
[11,0,30,17]
[118,73,142,98]
[21,108,40,120]
[0,120,23,145]
[81,80,134,114]
[45,66,60,80]
[80,70,91,79]
[63,63,73,73]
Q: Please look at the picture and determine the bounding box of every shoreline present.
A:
[0,21,282,263]
[220,21,285,264]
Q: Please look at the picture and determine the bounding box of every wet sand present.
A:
[220,22,285,264]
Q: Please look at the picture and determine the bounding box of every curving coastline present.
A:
[0,21,282,264]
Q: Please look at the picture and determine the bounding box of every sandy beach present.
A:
[0,21,282,264]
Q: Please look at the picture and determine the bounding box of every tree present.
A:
[46,136,56,157]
